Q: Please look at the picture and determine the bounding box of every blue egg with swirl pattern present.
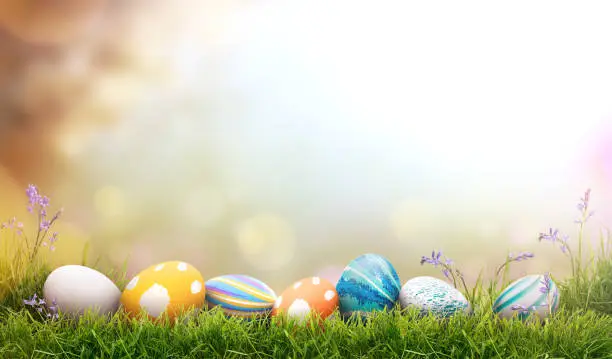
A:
[336,253,401,319]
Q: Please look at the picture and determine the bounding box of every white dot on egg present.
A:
[155,264,165,271]
[274,296,283,308]
[191,280,202,294]
[126,276,139,290]
[293,281,302,290]
[312,277,320,285]
[288,299,311,323]
[139,283,170,318]
[177,262,188,271]
[324,290,335,301]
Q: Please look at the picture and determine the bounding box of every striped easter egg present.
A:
[205,274,277,318]
[493,274,560,320]
[336,253,401,319]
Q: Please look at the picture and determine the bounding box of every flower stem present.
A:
[577,222,584,279]
[495,261,509,280]
[576,204,589,280]
[457,272,472,304]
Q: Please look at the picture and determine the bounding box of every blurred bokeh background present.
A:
[1,0,612,291]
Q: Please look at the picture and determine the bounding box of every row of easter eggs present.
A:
[41,253,559,322]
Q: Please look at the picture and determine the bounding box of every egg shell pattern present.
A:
[272,276,339,323]
[43,265,121,317]
[493,274,560,320]
[336,253,401,319]
[205,274,276,318]
[120,261,205,321]
[399,276,470,317]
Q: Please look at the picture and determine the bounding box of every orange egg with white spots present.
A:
[120,261,205,321]
[272,276,339,323]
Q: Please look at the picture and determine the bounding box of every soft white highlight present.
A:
[190,280,202,294]
[125,276,139,290]
[139,283,170,318]
[287,298,311,323]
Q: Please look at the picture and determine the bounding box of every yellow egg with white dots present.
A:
[120,261,205,322]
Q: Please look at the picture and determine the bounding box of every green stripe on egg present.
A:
[493,274,560,320]
[493,275,536,308]
[494,275,542,312]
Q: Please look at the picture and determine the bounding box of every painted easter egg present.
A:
[399,276,470,317]
[272,276,339,323]
[493,274,560,320]
[205,274,276,318]
[43,265,121,317]
[336,253,401,319]
[120,261,205,321]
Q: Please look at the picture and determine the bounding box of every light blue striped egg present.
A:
[493,274,560,320]
[336,253,401,319]
[205,274,277,318]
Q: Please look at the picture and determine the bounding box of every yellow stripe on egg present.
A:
[214,277,276,302]
[208,292,274,308]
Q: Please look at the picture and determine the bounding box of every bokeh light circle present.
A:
[235,213,296,271]
[94,186,125,218]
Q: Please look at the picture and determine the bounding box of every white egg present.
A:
[43,265,121,317]
[399,276,471,317]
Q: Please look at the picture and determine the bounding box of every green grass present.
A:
[0,255,611,359]
[1,298,612,359]
[1,188,612,358]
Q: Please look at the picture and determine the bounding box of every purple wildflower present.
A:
[1,217,20,229]
[20,185,64,259]
[48,232,59,252]
[420,250,466,285]
[23,294,59,320]
[577,188,591,211]
[420,250,443,267]
[421,251,454,281]
[509,252,534,262]
[25,184,62,221]
[39,196,49,208]
[23,293,39,306]
[40,220,50,231]
[539,273,552,294]
[538,228,571,254]
[26,185,39,213]
[575,189,595,224]
[539,228,560,242]
[441,268,450,280]
[420,250,474,305]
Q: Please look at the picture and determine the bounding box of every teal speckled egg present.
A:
[205,274,276,318]
[399,276,470,317]
[493,274,560,320]
[336,253,401,319]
